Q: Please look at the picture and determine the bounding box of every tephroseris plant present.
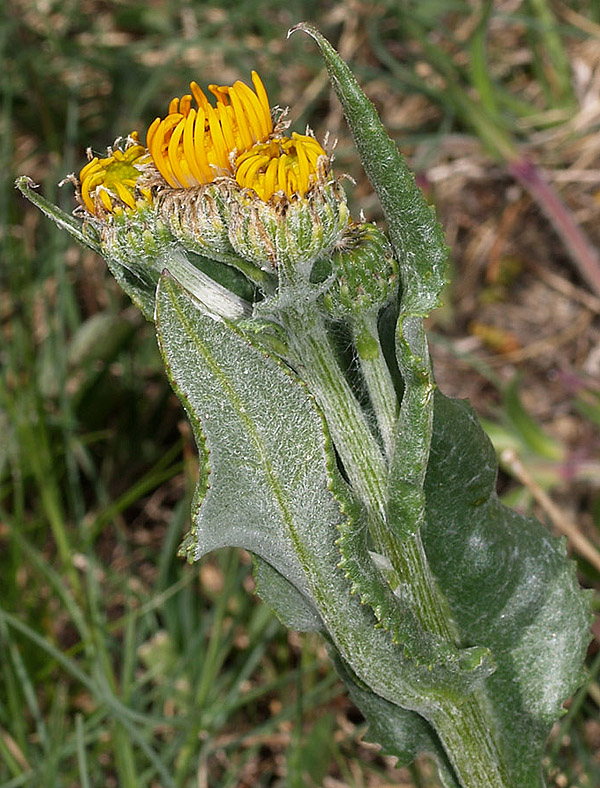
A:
[17,26,590,788]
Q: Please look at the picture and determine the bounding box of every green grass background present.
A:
[2,1,600,786]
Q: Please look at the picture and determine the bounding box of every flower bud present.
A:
[98,200,172,273]
[155,179,235,259]
[323,222,399,318]
[226,159,350,275]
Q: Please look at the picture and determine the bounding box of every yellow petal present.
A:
[182,109,205,185]
[167,119,189,187]
[251,71,272,135]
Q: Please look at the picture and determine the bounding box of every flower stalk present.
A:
[282,279,510,788]
[352,311,398,459]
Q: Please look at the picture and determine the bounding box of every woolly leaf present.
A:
[155,274,496,710]
[252,557,322,632]
[290,24,448,315]
[332,652,461,788]
[422,393,591,787]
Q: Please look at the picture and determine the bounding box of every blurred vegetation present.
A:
[2,0,600,786]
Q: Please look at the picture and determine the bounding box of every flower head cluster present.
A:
[72,70,349,276]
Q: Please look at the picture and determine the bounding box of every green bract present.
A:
[226,178,350,275]
[17,25,590,788]
[157,181,235,261]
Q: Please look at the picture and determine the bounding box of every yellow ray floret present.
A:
[234,133,327,201]
[147,71,273,189]
[79,133,149,214]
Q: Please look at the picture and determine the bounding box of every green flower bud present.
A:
[226,178,350,276]
[156,180,236,260]
[323,222,399,319]
[98,200,173,275]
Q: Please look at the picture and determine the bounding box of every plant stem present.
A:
[428,697,511,787]
[352,311,398,459]
[288,316,389,516]
[284,307,512,787]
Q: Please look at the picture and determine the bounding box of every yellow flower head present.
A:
[235,133,327,201]
[79,133,149,215]
[147,71,272,189]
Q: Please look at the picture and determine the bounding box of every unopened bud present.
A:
[227,176,350,276]
[156,180,236,260]
[324,223,398,318]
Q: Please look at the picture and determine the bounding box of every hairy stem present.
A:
[286,310,454,640]
[283,304,511,788]
[352,311,398,459]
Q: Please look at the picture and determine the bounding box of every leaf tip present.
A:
[287,21,316,41]
[15,175,38,196]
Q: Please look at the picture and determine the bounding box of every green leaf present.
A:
[15,176,101,253]
[289,24,448,315]
[387,313,435,540]
[156,271,330,599]
[331,651,461,788]
[252,557,322,632]
[155,274,492,710]
[422,392,591,787]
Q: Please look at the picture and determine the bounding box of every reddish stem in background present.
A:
[508,156,600,298]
